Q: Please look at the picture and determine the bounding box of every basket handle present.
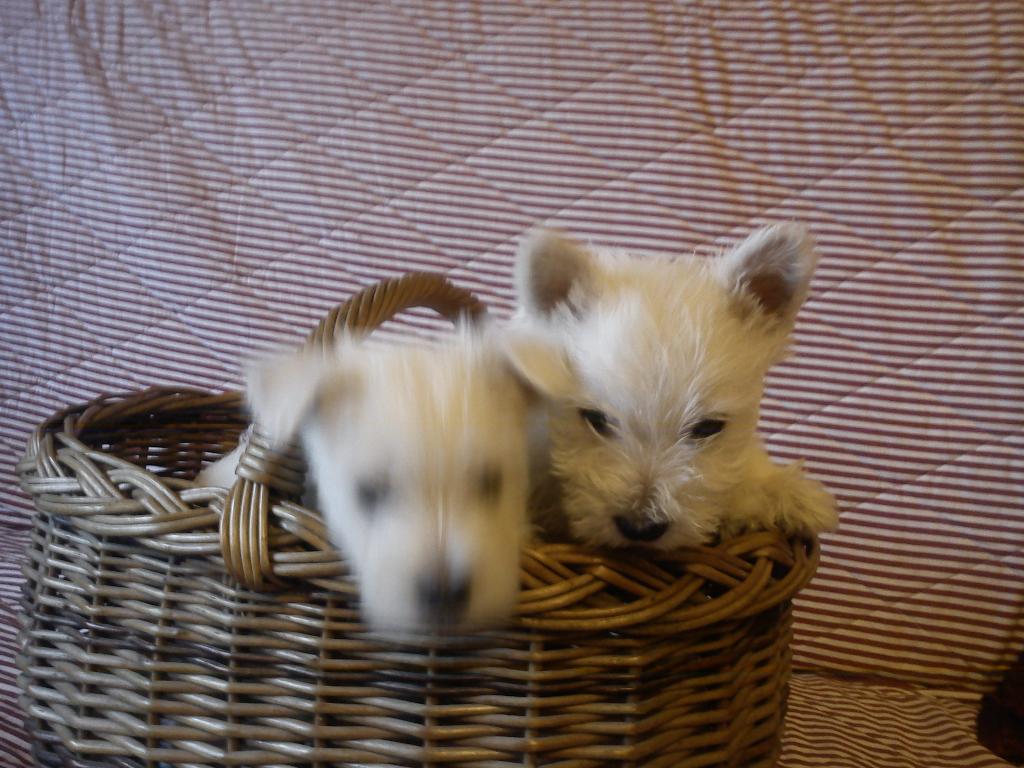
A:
[219,272,486,590]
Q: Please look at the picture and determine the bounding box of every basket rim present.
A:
[18,385,820,633]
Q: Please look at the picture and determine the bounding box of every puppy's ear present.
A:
[497,329,577,402]
[716,222,818,326]
[516,227,598,318]
[246,347,358,446]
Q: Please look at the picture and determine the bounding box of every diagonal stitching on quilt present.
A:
[817,424,1024,561]
[0,296,236,419]
[798,550,1024,678]
[755,202,1023,441]
[808,243,1022,378]
[9,2,458,207]
[0,7,169,136]
[6,3,1017,458]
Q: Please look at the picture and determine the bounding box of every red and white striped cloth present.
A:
[784,673,1012,768]
[1,2,1021,766]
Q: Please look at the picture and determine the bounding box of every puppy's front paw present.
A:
[771,463,838,536]
[720,461,838,539]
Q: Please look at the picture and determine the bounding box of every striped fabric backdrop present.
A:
[1,1,1021,765]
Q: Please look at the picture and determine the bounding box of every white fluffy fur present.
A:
[198,327,574,630]
[516,222,839,548]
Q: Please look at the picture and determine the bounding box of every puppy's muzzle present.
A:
[614,489,668,543]
[613,515,668,543]
[417,571,471,623]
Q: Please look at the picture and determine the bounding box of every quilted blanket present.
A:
[1,2,1021,766]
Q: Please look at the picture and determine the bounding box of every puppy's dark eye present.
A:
[477,465,503,502]
[356,477,390,513]
[579,408,614,437]
[689,419,726,439]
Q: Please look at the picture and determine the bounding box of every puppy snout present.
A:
[613,515,668,543]
[612,487,668,543]
[417,572,471,621]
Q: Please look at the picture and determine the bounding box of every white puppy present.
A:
[516,223,838,549]
[200,327,573,630]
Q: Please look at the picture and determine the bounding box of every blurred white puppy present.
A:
[199,327,573,631]
[516,222,838,549]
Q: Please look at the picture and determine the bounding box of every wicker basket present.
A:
[17,274,819,768]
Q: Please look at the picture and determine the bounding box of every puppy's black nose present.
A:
[417,573,471,620]
[614,515,669,543]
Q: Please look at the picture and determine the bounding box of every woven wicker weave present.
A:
[17,274,819,768]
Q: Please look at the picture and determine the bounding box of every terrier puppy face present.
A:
[248,328,574,630]
[518,223,832,548]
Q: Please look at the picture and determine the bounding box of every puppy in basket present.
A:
[516,222,838,549]
[198,326,574,631]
